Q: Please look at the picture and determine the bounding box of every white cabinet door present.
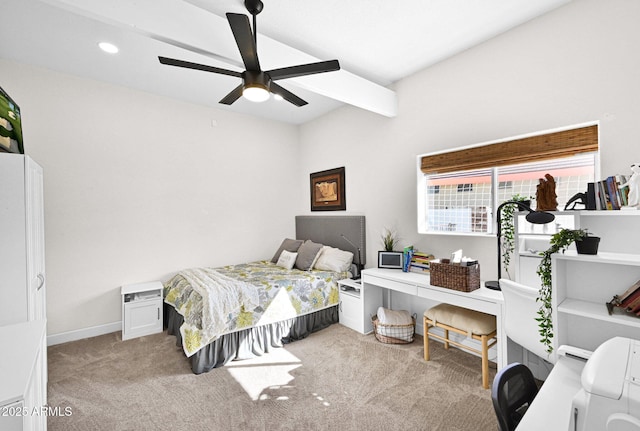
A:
[25,157,46,322]
[0,155,46,325]
[123,299,163,340]
[339,290,363,333]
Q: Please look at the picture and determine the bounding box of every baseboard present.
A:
[47,321,122,346]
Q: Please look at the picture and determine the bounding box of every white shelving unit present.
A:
[552,250,640,353]
[512,210,640,373]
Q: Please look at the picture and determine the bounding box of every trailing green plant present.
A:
[500,194,531,280]
[535,228,589,354]
[381,228,398,251]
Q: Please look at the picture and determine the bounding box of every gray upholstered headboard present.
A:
[295,215,366,266]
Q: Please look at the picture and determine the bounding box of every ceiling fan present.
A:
[158,0,340,107]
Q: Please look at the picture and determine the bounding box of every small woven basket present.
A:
[430,261,480,292]
[371,314,416,344]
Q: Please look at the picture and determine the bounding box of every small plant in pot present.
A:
[381,228,399,251]
[536,228,600,354]
[575,232,601,255]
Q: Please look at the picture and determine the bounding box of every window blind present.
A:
[420,124,598,175]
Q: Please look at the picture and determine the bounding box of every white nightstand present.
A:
[338,278,382,334]
[121,281,163,340]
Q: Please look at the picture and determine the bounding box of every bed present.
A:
[164,215,366,374]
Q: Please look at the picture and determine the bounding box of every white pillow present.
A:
[313,246,354,272]
[276,250,298,270]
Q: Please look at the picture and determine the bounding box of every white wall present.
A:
[3,0,639,341]
[1,60,299,336]
[298,0,640,323]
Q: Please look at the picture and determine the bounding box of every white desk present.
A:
[361,268,506,370]
[516,353,586,430]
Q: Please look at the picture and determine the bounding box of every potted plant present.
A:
[381,228,399,251]
[575,233,601,255]
[500,194,532,280]
[535,228,600,353]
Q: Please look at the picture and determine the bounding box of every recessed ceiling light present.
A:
[98,42,119,54]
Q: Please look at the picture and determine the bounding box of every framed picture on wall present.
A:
[310,167,346,211]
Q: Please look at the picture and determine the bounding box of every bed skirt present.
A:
[165,303,339,374]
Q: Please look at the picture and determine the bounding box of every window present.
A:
[425,169,492,233]
[417,124,598,235]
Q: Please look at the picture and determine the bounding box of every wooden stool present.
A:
[423,303,497,389]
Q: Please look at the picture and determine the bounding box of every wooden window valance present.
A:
[420,124,598,175]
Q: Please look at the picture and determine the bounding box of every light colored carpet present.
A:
[47,324,498,430]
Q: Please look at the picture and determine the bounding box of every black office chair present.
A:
[491,362,539,431]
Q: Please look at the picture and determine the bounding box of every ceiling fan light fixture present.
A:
[243,84,270,102]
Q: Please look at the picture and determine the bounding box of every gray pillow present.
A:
[271,238,304,263]
[295,240,324,271]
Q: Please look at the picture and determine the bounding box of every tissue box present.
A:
[430,261,480,292]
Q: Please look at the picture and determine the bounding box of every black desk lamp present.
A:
[485,201,555,291]
[341,234,363,280]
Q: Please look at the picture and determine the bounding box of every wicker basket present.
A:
[430,261,480,292]
[371,314,416,344]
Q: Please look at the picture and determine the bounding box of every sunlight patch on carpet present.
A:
[225,347,302,400]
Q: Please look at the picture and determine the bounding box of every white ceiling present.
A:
[0,0,570,125]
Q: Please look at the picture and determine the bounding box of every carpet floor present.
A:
[47,324,498,430]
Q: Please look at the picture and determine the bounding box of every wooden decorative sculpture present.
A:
[536,174,558,211]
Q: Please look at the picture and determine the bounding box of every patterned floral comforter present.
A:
[164,260,347,357]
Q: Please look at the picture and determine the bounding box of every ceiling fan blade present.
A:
[267,60,340,81]
[270,82,307,107]
[226,13,261,71]
[219,84,245,105]
[158,56,242,78]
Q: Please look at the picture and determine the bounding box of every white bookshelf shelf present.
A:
[558,298,640,329]
[553,250,640,266]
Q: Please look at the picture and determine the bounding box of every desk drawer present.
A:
[365,275,417,296]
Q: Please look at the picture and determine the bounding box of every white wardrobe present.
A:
[0,153,46,324]
[0,153,47,431]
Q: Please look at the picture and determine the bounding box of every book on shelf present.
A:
[618,279,640,305]
[626,296,640,313]
[588,174,631,211]
[622,290,640,313]
[586,182,597,210]
[617,174,629,206]
[409,265,430,273]
[408,250,434,273]
[605,176,621,210]
[600,180,613,210]
[403,246,414,272]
